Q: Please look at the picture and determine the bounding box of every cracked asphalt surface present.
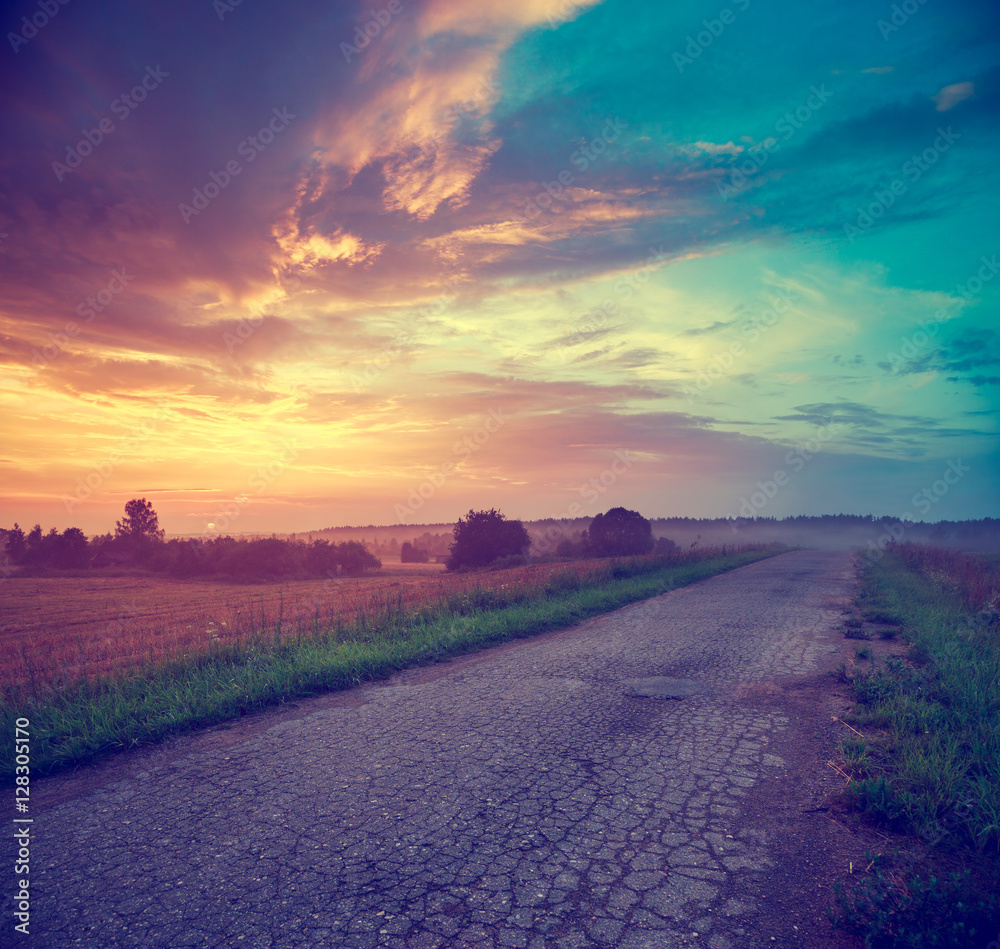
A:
[26,549,861,948]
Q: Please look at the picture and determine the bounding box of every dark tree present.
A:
[400,541,429,563]
[168,539,204,579]
[654,535,679,557]
[56,527,91,569]
[555,536,584,558]
[586,507,654,557]
[21,524,46,566]
[5,523,25,562]
[447,508,531,571]
[337,540,381,575]
[307,539,339,576]
[115,498,165,542]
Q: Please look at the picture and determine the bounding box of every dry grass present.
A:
[0,558,615,696]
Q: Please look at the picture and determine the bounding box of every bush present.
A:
[585,508,654,557]
[654,536,679,556]
[400,541,429,563]
[447,509,530,571]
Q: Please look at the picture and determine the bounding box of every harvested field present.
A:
[0,557,621,696]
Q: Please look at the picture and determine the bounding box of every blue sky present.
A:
[0,0,997,533]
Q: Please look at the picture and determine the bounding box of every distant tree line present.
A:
[2,498,381,580]
[286,530,453,561]
[3,523,90,569]
[155,536,380,580]
[1,502,676,578]
[11,500,994,580]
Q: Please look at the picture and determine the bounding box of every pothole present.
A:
[628,677,712,699]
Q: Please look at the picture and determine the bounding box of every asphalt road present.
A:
[23,549,861,948]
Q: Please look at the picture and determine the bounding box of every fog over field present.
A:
[279,514,1000,557]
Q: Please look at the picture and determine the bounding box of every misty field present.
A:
[0,558,624,698]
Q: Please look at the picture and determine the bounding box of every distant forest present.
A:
[3,512,998,582]
[310,514,1000,557]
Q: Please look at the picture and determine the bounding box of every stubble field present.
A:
[0,558,617,697]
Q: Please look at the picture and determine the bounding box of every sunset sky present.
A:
[1,0,997,537]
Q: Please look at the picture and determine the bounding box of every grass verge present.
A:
[2,547,778,779]
[831,543,1000,948]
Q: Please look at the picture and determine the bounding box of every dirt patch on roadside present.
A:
[723,631,909,948]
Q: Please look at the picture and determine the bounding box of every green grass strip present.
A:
[2,549,778,778]
[831,548,1000,948]
[845,554,1000,854]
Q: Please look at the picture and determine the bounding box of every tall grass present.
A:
[832,543,1000,947]
[1,546,778,778]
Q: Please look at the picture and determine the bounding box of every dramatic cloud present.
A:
[0,0,996,533]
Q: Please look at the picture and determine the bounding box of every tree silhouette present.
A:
[400,541,429,563]
[447,508,530,570]
[337,540,381,575]
[654,535,679,556]
[585,507,654,557]
[4,523,25,562]
[115,498,165,542]
[57,527,90,568]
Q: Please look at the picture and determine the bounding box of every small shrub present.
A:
[841,735,871,776]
